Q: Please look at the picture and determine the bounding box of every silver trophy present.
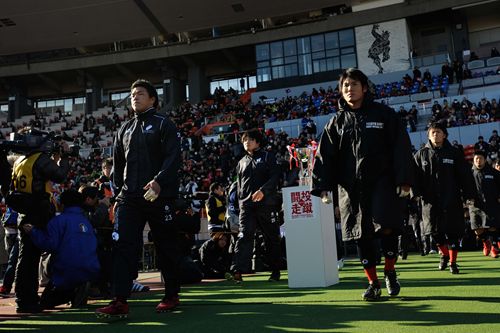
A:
[295,147,314,186]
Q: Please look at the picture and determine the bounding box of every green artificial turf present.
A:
[1,251,499,333]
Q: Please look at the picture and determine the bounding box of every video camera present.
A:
[0,128,79,156]
[174,191,209,211]
[174,191,209,234]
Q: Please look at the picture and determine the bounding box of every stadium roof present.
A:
[0,0,349,55]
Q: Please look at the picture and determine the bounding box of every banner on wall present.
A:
[355,18,411,75]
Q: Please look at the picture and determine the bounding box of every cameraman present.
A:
[8,128,70,313]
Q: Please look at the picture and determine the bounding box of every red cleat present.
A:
[490,246,499,258]
[95,299,129,318]
[482,240,492,256]
[0,285,11,297]
[156,296,180,313]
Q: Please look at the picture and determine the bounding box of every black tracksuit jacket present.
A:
[413,139,476,236]
[113,107,180,200]
[471,163,500,228]
[236,148,280,208]
[312,98,414,241]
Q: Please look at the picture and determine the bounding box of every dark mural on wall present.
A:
[368,24,391,73]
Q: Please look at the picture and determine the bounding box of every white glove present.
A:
[321,191,332,204]
[144,188,159,202]
[396,186,411,198]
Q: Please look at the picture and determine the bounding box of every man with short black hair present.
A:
[22,189,99,309]
[469,150,500,258]
[206,182,226,232]
[230,129,282,283]
[312,68,414,301]
[475,136,489,152]
[96,79,181,318]
[8,129,70,313]
[413,122,477,274]
[96,157,114,198]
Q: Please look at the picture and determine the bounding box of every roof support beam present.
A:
[133,0,169,37]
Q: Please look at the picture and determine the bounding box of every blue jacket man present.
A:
[25,190,100,292]
[28,206,100,289]
[23,189,100,309]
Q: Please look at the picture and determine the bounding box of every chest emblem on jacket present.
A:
[79,223,88,233]
[485,174,494,179]
[442,158,454,164]
[365,122,384,129]
[143,124,154,134]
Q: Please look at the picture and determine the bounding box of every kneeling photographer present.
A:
[2,128,71,313]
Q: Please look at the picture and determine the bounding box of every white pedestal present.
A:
[283,185,339,288]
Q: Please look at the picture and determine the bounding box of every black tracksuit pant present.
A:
[15,199,52,310]
[231,203,281,274]
[112,197,181,299]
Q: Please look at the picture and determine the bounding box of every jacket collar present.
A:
[135,107,156,120]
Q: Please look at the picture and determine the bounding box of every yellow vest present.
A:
[206,196,225,223]
[12,153,51,195]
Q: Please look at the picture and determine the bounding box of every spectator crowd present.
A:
[0,82,499,312]
[1,85,500,195]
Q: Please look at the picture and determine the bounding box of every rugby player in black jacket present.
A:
[469,150,500,258]
[312,68,415,300]
[413,122,477,274]
[230,129,282,283]
[96,79,181,318]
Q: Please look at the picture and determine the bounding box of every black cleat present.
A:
[72,282,90,308]
[16,304,43,314]
[384,270,401,296]
[225,272,242,283]
[362,283,382,301]
[268,271,280,282]
[449,263,459,274]
[439,255,449,270]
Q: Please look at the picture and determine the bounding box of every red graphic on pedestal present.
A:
[290,190,313,219]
